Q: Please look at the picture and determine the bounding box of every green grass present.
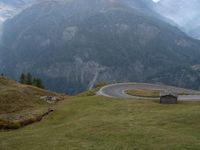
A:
[1,96,200,149]
[78,90,96,97]
[77,82,107,97]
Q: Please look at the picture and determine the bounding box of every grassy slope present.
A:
[1,96,200,149]
[0,77,63,128]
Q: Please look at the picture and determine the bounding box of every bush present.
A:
[78,90,96,97]
[95,82,107,89]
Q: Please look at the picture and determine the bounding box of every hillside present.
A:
[1,96,200,149]
[0,76,64,129]
[1,0,200,94]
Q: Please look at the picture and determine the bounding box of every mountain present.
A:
[154,0,200,40]
[0,0,33,23]
[0,0,36,37]
[0,0,38,20]
[123,0,154,10]
[1,0,200,94]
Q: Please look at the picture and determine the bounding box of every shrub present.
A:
[78,90,96,97]
[95,82,107,89]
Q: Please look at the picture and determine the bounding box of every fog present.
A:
[0,0,199,39]
[152,0,160,3]
[155,0,200,39]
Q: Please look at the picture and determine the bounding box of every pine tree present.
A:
[19,72,45,89]
[37,78,45,89]
[19,73,26,84]
[32,78,37,86]
[26,73,32,85]
[32,78,45,89]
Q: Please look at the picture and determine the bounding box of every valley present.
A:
[1,76,200,149]
[1,0,200,149]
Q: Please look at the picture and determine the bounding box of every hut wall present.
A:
[160,95,177,104]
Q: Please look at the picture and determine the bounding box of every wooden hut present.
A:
[160,91,178,104]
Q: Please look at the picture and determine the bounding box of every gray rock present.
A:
[40,96,60,104]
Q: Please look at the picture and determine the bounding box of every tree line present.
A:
[19,73,45,89]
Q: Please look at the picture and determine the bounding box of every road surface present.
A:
[98,83,200,101]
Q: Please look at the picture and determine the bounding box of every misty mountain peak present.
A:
[155,0,200,39]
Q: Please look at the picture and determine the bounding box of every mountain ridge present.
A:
[1,0,200,94]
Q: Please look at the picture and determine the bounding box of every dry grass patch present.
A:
[0,76,64,129]
[126,88,161,97]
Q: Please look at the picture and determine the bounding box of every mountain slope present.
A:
[154,0,200,39]
[1,0,200,94]
[0,0,37,39]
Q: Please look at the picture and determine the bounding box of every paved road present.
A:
[98,83,200,101]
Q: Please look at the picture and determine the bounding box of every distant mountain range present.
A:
[0,0,200,40]
[1,0,200,94]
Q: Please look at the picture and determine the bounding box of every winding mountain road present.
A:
[98,83,200,101]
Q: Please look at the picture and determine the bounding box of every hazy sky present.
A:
[153,0,160,2]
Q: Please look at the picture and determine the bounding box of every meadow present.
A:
[1,96,200,150]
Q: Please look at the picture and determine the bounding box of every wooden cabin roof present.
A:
[160,91,178,98]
